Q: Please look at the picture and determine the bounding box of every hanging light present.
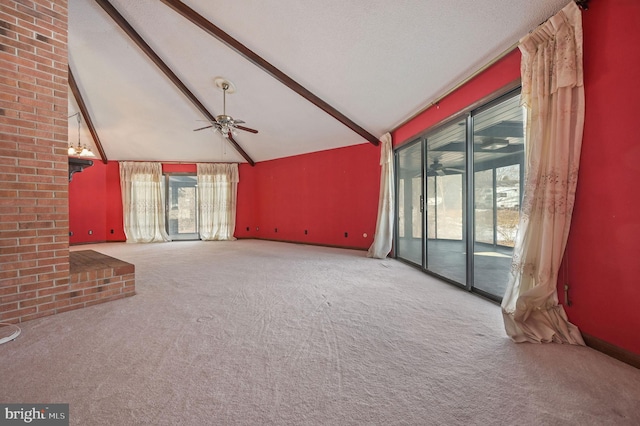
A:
[68,112,95,157]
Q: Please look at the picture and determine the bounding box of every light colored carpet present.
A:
[1,240,638,425]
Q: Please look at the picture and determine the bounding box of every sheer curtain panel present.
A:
[119,161,170,243]
[197,163,239,241]
[367,133,394,259]
[502,1,585,345]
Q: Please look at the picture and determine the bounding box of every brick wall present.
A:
[0,0,69,323]
[64,250,135,313]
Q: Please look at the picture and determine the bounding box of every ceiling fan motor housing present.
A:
[216,114,234,125]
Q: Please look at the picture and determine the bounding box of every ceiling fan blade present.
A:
[193,125,214,132]
[235,125,259,134]
[446,167,465,173]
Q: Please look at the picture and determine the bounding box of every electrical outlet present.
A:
[304,230,308,235]
[344,232,348,238]
[88,230,93,235]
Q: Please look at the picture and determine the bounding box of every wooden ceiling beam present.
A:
[94,0,256,166]
[68,67,108,164]
[159,0,380,147]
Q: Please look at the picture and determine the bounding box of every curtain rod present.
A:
[390,0,589,135]
[116,161,239,164]
[160,161,239,164]
[575,0,589,11]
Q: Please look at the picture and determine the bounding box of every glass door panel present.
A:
[496,164,520,247]
[166,175,199,240]
[475,169,494,245]
[425,119,466,285]
[472,94,524,299]
[396,142,423,265]
[426,176,436,240]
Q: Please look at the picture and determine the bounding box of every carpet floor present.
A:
[1,240,639,425]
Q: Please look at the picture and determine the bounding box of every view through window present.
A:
[394,89,524,301]
[165,174,199,240]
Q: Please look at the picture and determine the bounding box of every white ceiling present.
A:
[67,0,570,164]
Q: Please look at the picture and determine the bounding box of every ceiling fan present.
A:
[427,158,464,176]
[193,78,258,138]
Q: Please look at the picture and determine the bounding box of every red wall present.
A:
[561,0,640,355]
[105,162,125,242]
[162,164,196,174]
[71,148,380,250]
[236,143,381,249]
[393,1,640,355]
[69,161,108,244]
[69,161,124,243]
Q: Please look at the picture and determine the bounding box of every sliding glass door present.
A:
[394,89,524,301]
[165,174,199,240]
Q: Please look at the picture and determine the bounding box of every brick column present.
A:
[1,0,70,323]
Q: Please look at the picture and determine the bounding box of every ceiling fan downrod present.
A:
[221,82,229,116]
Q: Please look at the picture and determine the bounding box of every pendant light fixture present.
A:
[68,112,95,157]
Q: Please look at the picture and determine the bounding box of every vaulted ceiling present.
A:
[67,0,570,165]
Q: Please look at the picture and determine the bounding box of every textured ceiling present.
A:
[67,0,571,164]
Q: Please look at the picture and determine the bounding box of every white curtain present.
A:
[119,161,170,243]
[197,163,239,241]
[502,1,585,345]
[367,133,394,259]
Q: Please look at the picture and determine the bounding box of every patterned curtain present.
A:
[502,1,585,345]
[119,162,170,243]
[367,133,394,258]
[197,163,239,241]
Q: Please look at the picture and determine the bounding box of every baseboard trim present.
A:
[70,240,107,246]
[236,237,368,252]
[582,333,640,369]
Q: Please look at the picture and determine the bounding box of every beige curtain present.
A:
[367,133,394,259]
[502,1,585,344]
[119,161,170,243]
[197,163,239,241]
